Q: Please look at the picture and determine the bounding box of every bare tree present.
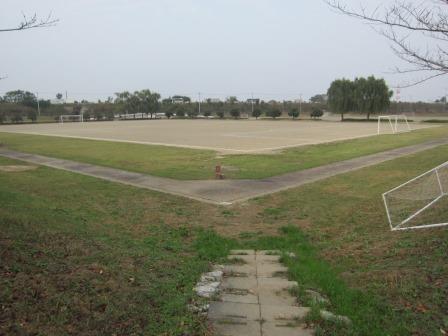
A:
[0,13,58,80]
[327,0,448,87]
[0,12,58,32]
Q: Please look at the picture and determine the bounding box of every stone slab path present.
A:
[209,250,313,336]
[1,138,447,204]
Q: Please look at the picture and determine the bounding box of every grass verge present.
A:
[0,125,446,179]
[1,143,447,335]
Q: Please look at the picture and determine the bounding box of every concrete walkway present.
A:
[209,250,313,336]
[1,138,447,205]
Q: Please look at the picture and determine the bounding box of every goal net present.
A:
[382,161,448,231]
[60,115,84,123]
[377,115,411,135]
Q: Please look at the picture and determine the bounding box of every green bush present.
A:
[311,108,324,119]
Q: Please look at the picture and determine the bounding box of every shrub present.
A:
[187,109,199,118]
[267,108,281,119]
[27,111,37,122]
[217,111,225,119]
[11,114,23,123]
[176,109,185,118]
[288,107,300,119]
[311,108,324,119]
[252,108,262,119]
[230,108,240,119]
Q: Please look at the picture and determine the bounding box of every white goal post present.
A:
[382,161,448,231]
[377,115,411,135]
[60,114,84,123]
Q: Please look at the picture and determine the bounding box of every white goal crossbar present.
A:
[60,114,84,124]
[382,161,448,231]
[377,115,411,135]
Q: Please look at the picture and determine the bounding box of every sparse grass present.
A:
[0,125,446,179]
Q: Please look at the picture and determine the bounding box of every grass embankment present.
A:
[0,125,446,180]
[1,145,447,335]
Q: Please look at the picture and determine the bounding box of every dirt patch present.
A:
[0,165,38,172]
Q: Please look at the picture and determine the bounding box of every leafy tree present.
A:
[226,96,238,104]
[217,111,225,119]
[137,89,161,119]
[3,90,37,108]
[266,108,281,119]
[165,111,173,119]
[252,108,262,119]
[310,94,328,104]
[230,108,240,119]
[354,76,393,120]
[288,107,300,119]
[311,108,324,119]
[56,93,63,100]
[327,79,356,121]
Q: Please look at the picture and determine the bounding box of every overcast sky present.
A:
[0,0,446,102]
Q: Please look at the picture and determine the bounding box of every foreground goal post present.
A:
[382,161,448,231]
[377,115,411,135]
[60,114,84,123]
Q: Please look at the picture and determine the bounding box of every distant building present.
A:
[50,98,66,105]
[246,98,260,105]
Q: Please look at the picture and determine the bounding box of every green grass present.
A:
[0,125,446,179]
[1,144,447,335]
[0,156,230,335]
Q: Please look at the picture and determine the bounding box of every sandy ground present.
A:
[0,119,434,154]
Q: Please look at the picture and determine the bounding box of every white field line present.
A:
[0,130,390,154]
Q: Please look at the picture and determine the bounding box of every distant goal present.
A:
[377,115,411,135]
[382,161,448,231]
[60,115,84,123]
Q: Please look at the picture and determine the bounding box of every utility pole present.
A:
[251,92,254,116]
[299,93,302,116]
[36,92,41,116]
[198,92,201,116]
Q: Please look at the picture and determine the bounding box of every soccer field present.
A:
[0,119,434,154]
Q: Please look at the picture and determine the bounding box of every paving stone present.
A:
[257,250,280,256]
[221,276,257,290]
[212,319,261,336]
[208,302,260,321]
[257,263,288,277]
[227,255,256,264]
[223,264,256,277]
[258,287,297,306]
[221,293,258,304]
[320,310,351,324]
[230,249,255,255]
[256,254,281,263]
[257,277,298,288]
[260,305,310,321]
[262,322,314,336]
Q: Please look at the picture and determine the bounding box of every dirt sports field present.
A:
[0,119,434,154]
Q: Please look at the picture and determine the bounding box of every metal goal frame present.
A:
[382,161,448,231]
[377,115,411,135]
